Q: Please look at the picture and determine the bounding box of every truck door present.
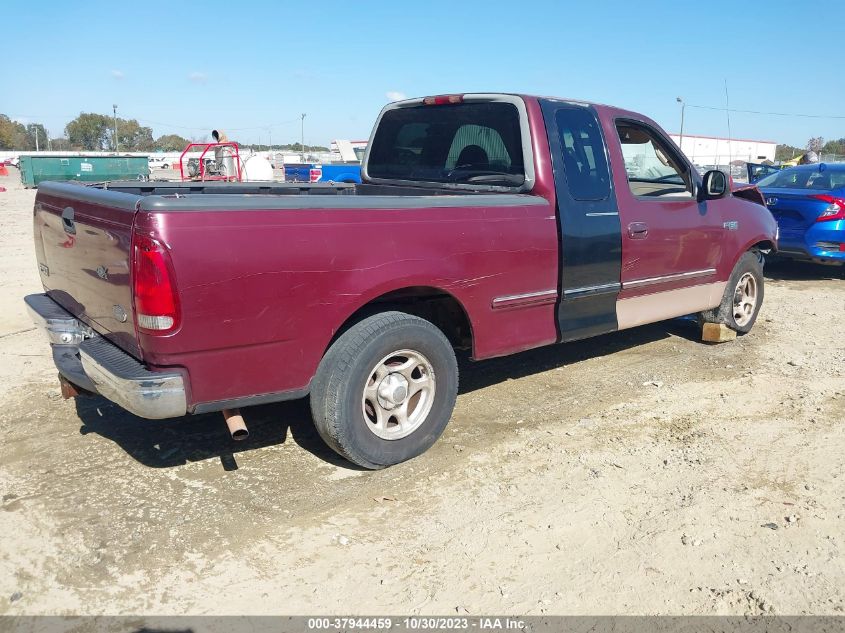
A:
[539,101,623,342]
[609,118,724,328]
[747,162,780,183]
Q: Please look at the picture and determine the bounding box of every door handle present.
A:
[61,206,76,235]
[628,222,648,239]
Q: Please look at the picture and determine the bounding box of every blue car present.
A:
[755,163,845,267]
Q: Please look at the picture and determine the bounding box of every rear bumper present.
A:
[25,294,187,419]
[775,220,845,264]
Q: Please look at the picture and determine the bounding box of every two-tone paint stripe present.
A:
[491,289,558,310]
[492,268,723,329]
[622,268,716,290]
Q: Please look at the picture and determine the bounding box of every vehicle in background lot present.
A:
[1,156,19,168]
[747,162,782,183]
[25,93,777,469]
[148,156,171,170]
[284,162,361,183]
[755,163,845,267]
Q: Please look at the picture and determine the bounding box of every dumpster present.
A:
[19,155,149,188]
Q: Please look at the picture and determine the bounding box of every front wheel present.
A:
[699,250,764,334]
[310,312,459,469]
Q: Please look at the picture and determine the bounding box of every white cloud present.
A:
[386,91,407,102]
[111,69,125,80]
[188,71,209,84]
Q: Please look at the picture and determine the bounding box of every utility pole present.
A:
[113,104,119,152]
[676,97,685,153]
[34,127,39,152]
[301,113,306,162]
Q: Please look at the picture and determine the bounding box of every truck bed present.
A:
[33,179,558,411]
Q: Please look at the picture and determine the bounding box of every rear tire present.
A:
[310,311,459,469]
[699,250,764,334]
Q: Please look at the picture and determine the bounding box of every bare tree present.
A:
[806,137,824,153]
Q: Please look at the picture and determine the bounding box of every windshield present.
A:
[367,102,525,186]
[757,167,845,190]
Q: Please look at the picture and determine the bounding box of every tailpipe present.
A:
[222,408,249,441]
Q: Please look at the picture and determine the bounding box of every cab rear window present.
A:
[367,102,525,187]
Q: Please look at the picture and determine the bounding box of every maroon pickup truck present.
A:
[26,93,777,468]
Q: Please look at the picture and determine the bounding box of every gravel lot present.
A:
[1,170,843,616]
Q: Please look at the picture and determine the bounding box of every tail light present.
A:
[812,195,845,222]
[309,167,322,182]
[422,94,464,105]
[132,233,180,333]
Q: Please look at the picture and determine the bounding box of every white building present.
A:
[668,133,776,166]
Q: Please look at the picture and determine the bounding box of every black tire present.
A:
[699,250,764,334]
[310,311,459,469]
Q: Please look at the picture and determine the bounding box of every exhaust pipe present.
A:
[222,408,249,441]
[58,374,94,399]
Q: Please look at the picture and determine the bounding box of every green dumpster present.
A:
[19,155,150,188]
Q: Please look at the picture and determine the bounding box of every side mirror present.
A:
[698,170,728,202]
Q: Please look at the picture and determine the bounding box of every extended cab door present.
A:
[540,100,623,341]
[607,118,725,329]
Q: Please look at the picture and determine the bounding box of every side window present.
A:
[616,121,693,198]
[445,124,512,171]
[554,108,610,201]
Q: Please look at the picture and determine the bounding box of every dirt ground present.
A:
[0,170,843,616]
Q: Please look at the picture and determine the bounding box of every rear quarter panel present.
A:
[137,199,559,408]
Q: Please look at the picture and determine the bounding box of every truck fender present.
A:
[321,280,476,356]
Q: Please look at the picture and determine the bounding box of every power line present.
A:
[687,104,845,120]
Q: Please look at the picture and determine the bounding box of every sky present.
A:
[2,0,843,149]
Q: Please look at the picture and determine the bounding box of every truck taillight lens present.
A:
[812,195,845,222]
[309,168,322,182]
[132,234,180,333]
[422,94,464,105]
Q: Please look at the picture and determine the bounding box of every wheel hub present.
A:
[733,272,758,327]
[377,373,409,410]
[362,349,437,441]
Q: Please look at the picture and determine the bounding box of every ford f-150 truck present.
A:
[26,93,777,469]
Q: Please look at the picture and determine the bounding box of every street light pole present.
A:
[676,97,685,153]
[113,104,119,153]
[301,113,306,162]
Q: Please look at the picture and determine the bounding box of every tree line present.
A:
[0,115,49,150]
[775,137,845,161]
[1,112,329,153]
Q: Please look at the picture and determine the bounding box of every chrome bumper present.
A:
[25,294,187,419]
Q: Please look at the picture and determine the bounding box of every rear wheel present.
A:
[310,312,458,469]
[699,250,764,334]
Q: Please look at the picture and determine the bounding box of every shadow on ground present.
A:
[75,317,699,470]
[765,258,844,281]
